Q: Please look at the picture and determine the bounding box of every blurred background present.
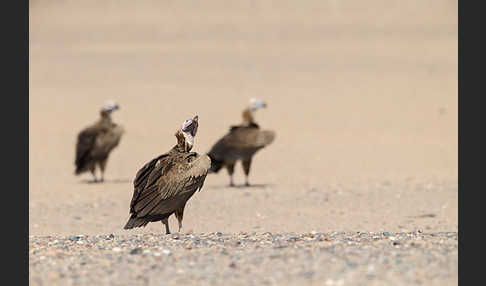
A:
[29,0,457,235]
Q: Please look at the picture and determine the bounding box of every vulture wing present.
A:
[128,153,211,220]
[75,125,106,173]
[209,127,275,161]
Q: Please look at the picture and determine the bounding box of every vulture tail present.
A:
[74,155,89,175]
[123,215,149,229]
[74,164,85,175]
[207,153,223,173]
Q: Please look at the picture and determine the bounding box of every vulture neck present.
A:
[175,130,194,153]
[242,108,256,126]
[100,110,112,123]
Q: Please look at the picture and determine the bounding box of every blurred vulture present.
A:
[124,115,211,234]
[74,100,124,183]
[207,98,275,187]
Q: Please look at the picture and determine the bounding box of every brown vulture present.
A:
[124,115,211,234]
[207,98,275,187]
[74,100,124,183]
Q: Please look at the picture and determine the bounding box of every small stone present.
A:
[216,232,223,237]
[162,249,171,256]
[68,235,82,241]
[112,247,122,252]
[130,247,143,255]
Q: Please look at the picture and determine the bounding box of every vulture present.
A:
[74,100,124,183]
[207,98,275,187]
[124,115,211,234]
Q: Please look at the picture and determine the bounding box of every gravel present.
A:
[29,231,457,286]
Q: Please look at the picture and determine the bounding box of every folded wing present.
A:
[209,126,275,161]
[75,125,105,173]
[128,153,211,220]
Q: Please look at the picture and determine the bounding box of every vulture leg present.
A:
[161,218,171,234]
[225,162,236,187]
[89,163,98,183]
[242,158,252,186]
[175,206,185,233]
[98,158,108,182]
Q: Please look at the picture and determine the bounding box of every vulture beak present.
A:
[191,115,199,136]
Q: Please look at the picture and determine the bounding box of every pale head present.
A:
[249,98,267,112]
[102,100,120,113]
[181,115,199,137]
[178,115,199,151]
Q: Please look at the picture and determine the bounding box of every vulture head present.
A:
[102,100,120,112]
[176,115,199,152]
[181,115,199,137]
[241,99,266,126]
[101,100,120,119]
[249,98,267,112]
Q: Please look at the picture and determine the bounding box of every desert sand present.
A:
[29,0,457,285]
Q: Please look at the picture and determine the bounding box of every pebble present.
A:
[130,248,143,255]
[29,231,457,286]
[162,249,171,256]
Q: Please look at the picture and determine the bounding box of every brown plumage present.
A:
[207,99,275,187]
[74,101,124,183]
[124,115,211,234]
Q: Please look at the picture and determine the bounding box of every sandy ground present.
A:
[30,232,457,286]
[29,0,457,284]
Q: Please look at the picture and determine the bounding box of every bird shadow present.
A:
[79,178,131,185]
[208,183,273,190]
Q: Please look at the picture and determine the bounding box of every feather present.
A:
[124,125,210,231]
[74,110,123,176]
